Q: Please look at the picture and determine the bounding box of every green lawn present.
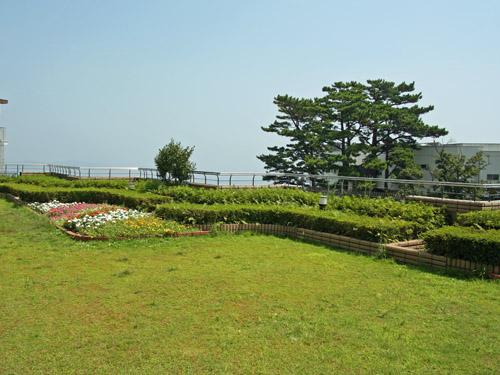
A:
[0,199,499,374]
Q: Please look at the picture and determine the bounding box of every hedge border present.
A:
[2,193,498,277]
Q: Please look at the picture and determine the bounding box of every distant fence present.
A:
[2,163,500,201]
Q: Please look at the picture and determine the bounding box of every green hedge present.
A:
[423,226,500,265]
[2,176,445,227]
[327,195,445,228]
[456,210,500,230]
[0,183,171,209]
[144,186,444,227]
[155,203,426,243]
[0,175,130,189]
[149,185,320,206]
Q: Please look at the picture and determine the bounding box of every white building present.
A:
[0,99,8,172]
[414,143,500,183]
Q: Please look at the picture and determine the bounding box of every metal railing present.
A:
[1,163,499,200]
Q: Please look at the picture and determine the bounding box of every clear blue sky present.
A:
[1,0,499,170]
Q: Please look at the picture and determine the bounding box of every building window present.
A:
[420,164,428,170]
[487,174,499,181]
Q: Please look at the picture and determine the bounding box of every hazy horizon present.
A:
[1,0,499,171]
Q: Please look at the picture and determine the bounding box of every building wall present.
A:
[414,143,500,183]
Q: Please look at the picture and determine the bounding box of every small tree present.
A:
[155,139,195,183]
[432,150,487,183]
[431,150,488,198]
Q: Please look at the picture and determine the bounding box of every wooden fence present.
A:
[407,195,500,213]
[198,223,500,275]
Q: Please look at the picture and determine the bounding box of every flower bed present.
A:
[28,200,204,240]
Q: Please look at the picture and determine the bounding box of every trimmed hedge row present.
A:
[148,186,445,227]
[423,226,500,265]
[144,184,320,206]
[2,176,445,227]
[327,195,445,228]
[154,203,427,243]
[0,175,130,189]
[456,210,500,230]
[0,183,170,209]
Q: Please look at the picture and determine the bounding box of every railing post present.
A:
[252,174,255,187]
[109,168,111,180]
[229,174,232,186]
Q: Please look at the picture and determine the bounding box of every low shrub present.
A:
[0,183,171,209]
[155,203,426,243]
[327,195,445,229]
[423,226,500,265]
[75,217,191,239]
[0,179,445,230]
[154,185,319,206]
[456,210,500,230]
[138,184,445,227]
[0,175,130,189]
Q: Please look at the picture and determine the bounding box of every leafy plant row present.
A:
[423,226,500,265]
[0,175,130,189]
[154,203,428,243]
[456,210,500,230]
[326,195,445,227]
[139,183,319,206]
[0,183,169,209]
[138,182,445,225]
[1,176,446,226]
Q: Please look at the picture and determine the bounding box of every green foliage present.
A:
[388,146,423,180]
[326,195,445,229]
[155,139,195,182]
[71,217,191,239]
[151,185,319,206]
[432,150,488,183]
[136,183,445,228]
[2,199,499,374]
[423,226,500,265]
[456,210,500,230]
[0,174,129,189]
[358,80,447,178]
[0,183,171,209]
[1,180,445,228]
[257,95,341,182]
[134,179,164,193]
[258,80,448,179]
[155,203,428,242]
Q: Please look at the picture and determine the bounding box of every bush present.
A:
[135,184,445,229]
[327,195,445,229]
[0,183,171,209]
[155,203,426,243]
[0,175,130,189]
[156,186,319,206]
[155,139,195,182]
[456,210,500,230]
[423,226,500,265]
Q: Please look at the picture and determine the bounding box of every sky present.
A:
[1,0,499,171]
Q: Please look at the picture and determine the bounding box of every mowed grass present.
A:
[0,199,499,374]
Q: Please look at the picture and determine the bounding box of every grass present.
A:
[0,198,499,374]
